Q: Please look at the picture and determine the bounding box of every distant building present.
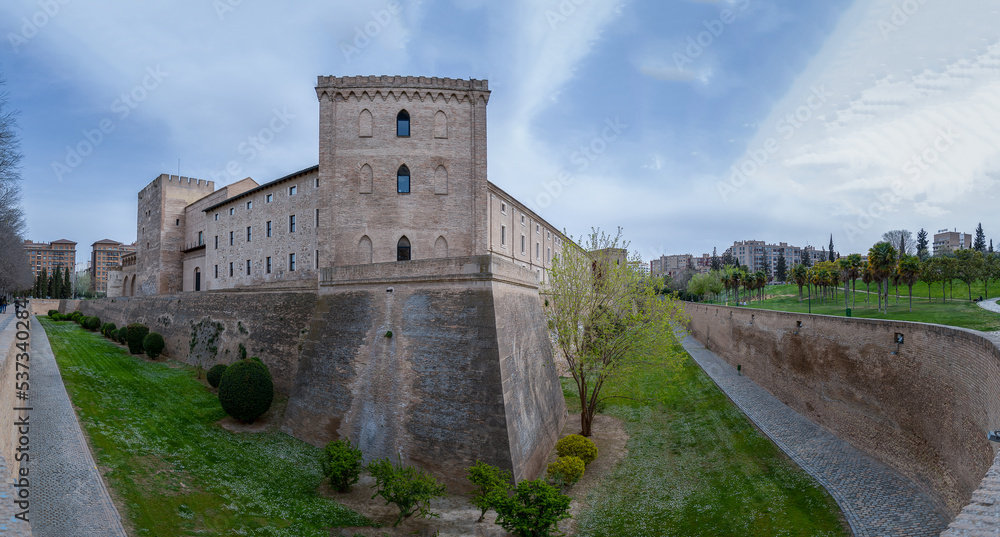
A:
[91,240,136,294]
[728,241,837,277]
[933,229,973,256]
[23,239,77,278]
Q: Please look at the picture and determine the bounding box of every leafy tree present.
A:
[710,247,720,272]
[975,223,987,253]
[368,456,447,527]
[983,254,1000,299]
[320,439,363,493]
[868,242,898,313]
[791,264,808,302]
[52,266,62,300]
[897,255,922,312]
[776,252,787,283]
[62,267,71,298]
[920,258,941,301]
[721,248,735,267]
[547,228,688,437]
[939,256,957,301]
[955,249,985,301]
[882,230,914,256]
[800,248,811,268]
[38,268,48,298]
[916,228,930,260]
[493,479,571,537]
[828,234,835,262]
[467,461,512,522]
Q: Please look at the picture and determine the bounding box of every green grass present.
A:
[39,318,370,536]
[705,281,1000,331]
[571,342,850,537]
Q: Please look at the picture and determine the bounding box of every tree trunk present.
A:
[909,284,913,312]
[969,282,973,302]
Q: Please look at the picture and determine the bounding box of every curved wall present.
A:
[685,303,1000,517]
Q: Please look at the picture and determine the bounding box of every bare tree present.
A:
[0,74,32,297]
[882,230,915,256]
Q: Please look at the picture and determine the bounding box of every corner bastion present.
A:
[685,303,1000,534]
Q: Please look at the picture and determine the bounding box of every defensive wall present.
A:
[685,302,1000,529]
[56,254,564,491]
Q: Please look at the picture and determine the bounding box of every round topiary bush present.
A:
[218,359,274,423]
[70,311,83,323]
[143,332,165,359]
[555,434,598,466]
[116,326,128,344]
[47,310,58,318]
[85,316,102,331]
[104,322,117,338]
[207,364,228,388]
[546,456,585,487]
[126,323,149,354]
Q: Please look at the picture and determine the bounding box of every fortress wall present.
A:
[685,303,1000,516]
[72,291,317,394]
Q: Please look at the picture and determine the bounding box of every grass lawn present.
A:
[571,340,850,537]
[702,281,1000,331]
[39,317,370,537]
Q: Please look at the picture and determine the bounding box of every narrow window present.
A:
[246,259,251,274]
[197,231,203,246]
[521,215,526,226]
[536,224,540,234]
[315,250,320,269]
[397,237,411,261]
[229,208,234,215]
[266,221,272,237]
[266,257,272,274]
[214,213,219,221]
[229,262,234,277]
[214,236,219,249]
[315,208,320,226]
[229,231,234,246]
[397,110,410,137]
[315,177,319,188]
[521,235,526,254]
[247,226,252,242]
[359,109,373,137]
[501,202,506,214]
[266,194,273,203]
[397,165,410,193]
[434,110,447,138]
[289,215,296,232]
[289,185,297,196]
[537,242,540,259]
[246,201,252,210]
[547,247,551,263]
[176,219,180,226]
[214,265,218,278]
[289,253,296,271]
[501,226,506,248]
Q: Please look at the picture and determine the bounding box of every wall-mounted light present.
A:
[892,333,904,355]
[795,320,802,334]
[750,314,755,326]
[989,430,1000,443]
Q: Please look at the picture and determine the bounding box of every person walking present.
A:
[0,296,6,314]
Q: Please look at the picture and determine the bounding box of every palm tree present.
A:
[848,253,863,309]
[720,270,732,305]
[754,271,766,302]
[897,254,921,312]
[862,265,873,306]
[868,242,898,314]
[731,269,743,305]
[792,264,808,302]
[838,257,853,310]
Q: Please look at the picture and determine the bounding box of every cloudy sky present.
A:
[3,0,999,267]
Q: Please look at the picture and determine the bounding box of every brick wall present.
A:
[685,303,1000,518]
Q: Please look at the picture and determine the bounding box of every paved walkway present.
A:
[683,335,951,537]
[27,315,128,536]
[975,297,1000,314]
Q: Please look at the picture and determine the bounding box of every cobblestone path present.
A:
[27,316,127,536]
[683,335,951,537]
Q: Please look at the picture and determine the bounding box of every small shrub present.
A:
[104,322,117,338]
[238,343,247,361]
[116,326,128,344]
[207,364,228,388]
[143,332,166,359]
[546,456,584,487]
[467,461,512,522]
[320,439,363,493]
[494,479,571,537]
[84,316,101,331]
[368,456,447,527]
[70,311,83,323]
[218,359,274,423]
[555,434,598,466]
[126,323,149,354]
[47,310,58,318]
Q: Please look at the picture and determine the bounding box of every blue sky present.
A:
[3,0,999,267]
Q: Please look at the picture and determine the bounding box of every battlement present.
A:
[158,174,215,190]
[317,75,489,92]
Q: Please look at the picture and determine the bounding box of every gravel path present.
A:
[683,335,952,537]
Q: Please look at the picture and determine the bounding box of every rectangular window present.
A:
[229,208,234,216]
[214,265,218,278]
[536,224,540,234]
[547,248,551,263]
[266,257,272,274]
[289,185,297,196]
[266,221,272,237]
[315,208,320,226]
[229,262,234,277]
[501,225,506,248]
[289,253,296,271]
[315,177,319,188]
[537,243,540,259]
[246,201,252,210]
[289,215,296,233]
[247,259,251,274]
[229,231,234,246]
[521,215,526,226]
[547,231,551,240]
[501,202,507,214]
[215,213,219,221]
[214,236,219,249]
[197,231,203,246]
[521,235,526,254]
[266,193,273,203]
[315,250,320,269]
[247,226,252,242]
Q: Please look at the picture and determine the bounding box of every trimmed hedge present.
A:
[546,456,584,487]
[116,326,128,344]
[103,322,117,338]
[143,332,165,359]
[126,323,149,354]
[207,364,228,388]
[218,358,274,423]
[47,310,58,318]
[84,316,101,331]
[555,434,598,466]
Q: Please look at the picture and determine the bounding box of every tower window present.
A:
[266,221,272,237]
[289,215,296,233]
[246,259,251,274]
[229,262,234,277]
[289,253,296,271]
[247,201,252,210]
[397,166,410,194]
[229,231,234,246]
[266,257,272,274]
[230,208,234,215]
[266,194,273,203]
[397,237,411,261]
[397,110,410,137]
[289,185,297,196]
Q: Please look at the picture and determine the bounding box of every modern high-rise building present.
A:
[933,229,973,256]
[23,239,77,278]
[91,240,136,294]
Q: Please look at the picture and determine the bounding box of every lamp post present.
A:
[808,282,812,314]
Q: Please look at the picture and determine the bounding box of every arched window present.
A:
[359,236,373,264]
[122,276,129,297]
[434,110,447,139]
[397,236,411,262]
[360,164,373,194]
[194,267,201,292]
[130,277,136,296]
[434,165,448,195]
[397,165,410,194]
[434,236,448,258]
[396,110,410,137]
[359,109,373,137]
